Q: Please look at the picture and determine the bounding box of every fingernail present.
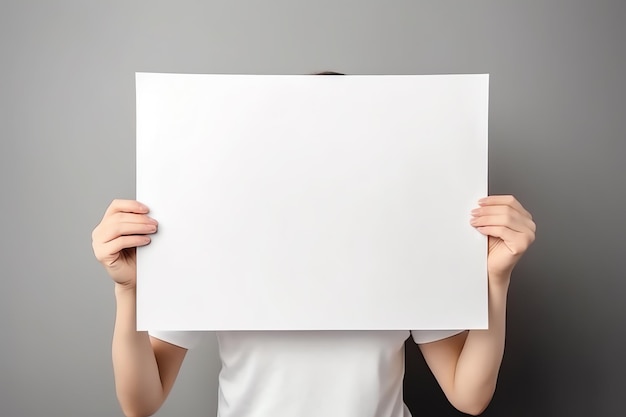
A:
[471,208,480,215]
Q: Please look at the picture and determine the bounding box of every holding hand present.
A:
[91,199,158,289]
[470,195,536,283]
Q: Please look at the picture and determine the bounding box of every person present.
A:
[92,193,535,417]
[91,73,536,417]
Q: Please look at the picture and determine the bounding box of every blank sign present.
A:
[136,73,488,331]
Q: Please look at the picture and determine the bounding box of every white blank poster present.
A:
[136,73,489,331]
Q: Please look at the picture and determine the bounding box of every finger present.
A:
[98,222,158,244]
[104,199,150,217]
[111,212,158,225]
[475,226,534,255]
[470,214,532,234]
[471,206,536,232]
[478,195,532,219]
[91,213,157,243]
[94,235,152,264]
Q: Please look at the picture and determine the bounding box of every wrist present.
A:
[488,272,511,293]
[114,282,137,298]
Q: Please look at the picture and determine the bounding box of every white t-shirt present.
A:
[149,329,463,417]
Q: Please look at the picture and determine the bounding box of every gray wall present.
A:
[1,1,624,416]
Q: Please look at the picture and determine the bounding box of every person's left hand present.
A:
[470,195,536,284]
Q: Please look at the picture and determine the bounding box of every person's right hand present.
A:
[91,199,158,289]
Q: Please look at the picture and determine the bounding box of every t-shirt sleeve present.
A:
[148,330,205,349]
[410,330,466,344]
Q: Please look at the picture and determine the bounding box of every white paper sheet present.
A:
[136,73,489,331]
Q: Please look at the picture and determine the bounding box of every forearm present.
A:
[112,285,164,417]
[452,275,509,414]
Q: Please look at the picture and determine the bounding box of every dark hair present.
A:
[314,71,345,75]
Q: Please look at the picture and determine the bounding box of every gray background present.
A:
[1,0,624,416]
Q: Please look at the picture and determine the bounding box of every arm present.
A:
[418,195,535,415]
[93,199,188,417]
[418,278,508,415]
[113,285,188,417]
